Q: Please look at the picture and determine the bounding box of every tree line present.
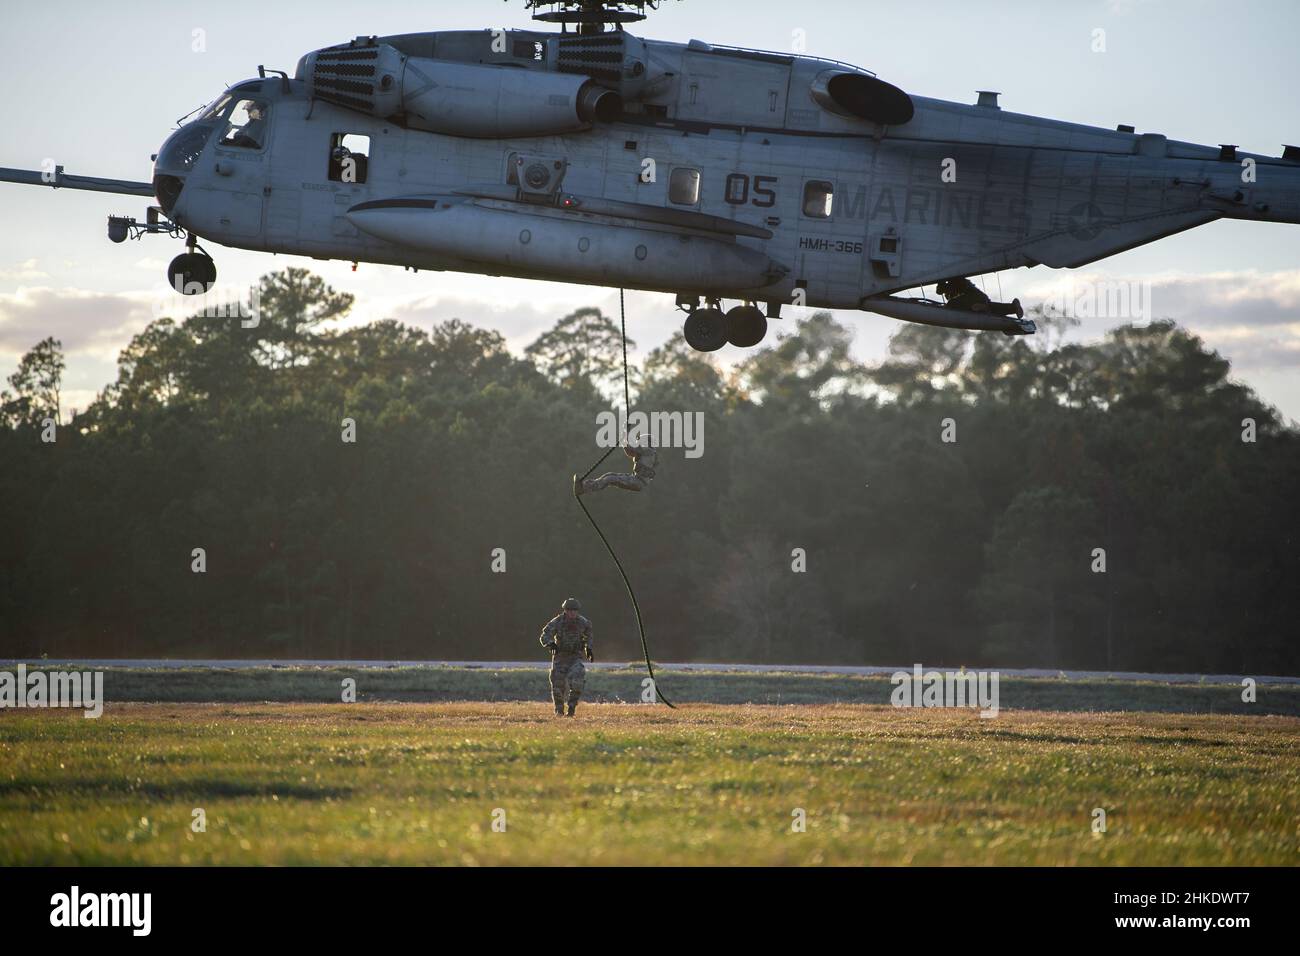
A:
[2,267,1295,674]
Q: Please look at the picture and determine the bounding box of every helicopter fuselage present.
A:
[12,25,1299,347]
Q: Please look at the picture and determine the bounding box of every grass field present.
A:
[52,664,1300,714]
[2,701,1297,865]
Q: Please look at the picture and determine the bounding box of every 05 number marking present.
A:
[724,173,778,208]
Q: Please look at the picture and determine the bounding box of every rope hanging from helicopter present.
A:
[572,288,675,708]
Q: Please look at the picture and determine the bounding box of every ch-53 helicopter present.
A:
[2,0,1297,351]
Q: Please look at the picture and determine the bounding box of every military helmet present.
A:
[561,597,582,611]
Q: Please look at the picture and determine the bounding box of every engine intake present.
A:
[810,70,914,126]
[303,39,622,138]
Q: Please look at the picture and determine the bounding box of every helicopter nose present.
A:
[153,172,185,216]
[152,121,218,213]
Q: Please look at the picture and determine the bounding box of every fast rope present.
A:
[573,288,674,708]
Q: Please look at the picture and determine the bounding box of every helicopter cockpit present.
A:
[152,81,274,214]
[215,98,271,150]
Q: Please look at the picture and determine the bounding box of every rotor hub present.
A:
[525,1,659,34]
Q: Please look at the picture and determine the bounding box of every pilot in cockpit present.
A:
[224,101,268,149]
[237,103,267,148]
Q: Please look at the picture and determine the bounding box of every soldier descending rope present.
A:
[539,597,595,716]
[564,289,673,708]
[574,433,658,496]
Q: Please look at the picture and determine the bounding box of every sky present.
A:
[1,0,1297,419]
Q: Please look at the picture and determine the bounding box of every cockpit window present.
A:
[199,94,233,122]
[157,122,217,172]
[219,99,270,150]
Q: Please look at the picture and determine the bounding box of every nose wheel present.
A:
[167,251,217,295]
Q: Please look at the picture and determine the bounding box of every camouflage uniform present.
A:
[936,277,1021,318]
[540,604,594,716]
[581,441,658,494]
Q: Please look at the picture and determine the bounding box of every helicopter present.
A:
[1,0,1297,351]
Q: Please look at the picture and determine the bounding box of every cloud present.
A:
[0,286,158,361]
[1195,325,1300,371]
[0,259,49,281]
[383,287,675,357]
[388,293,584,352]
[1148,270,1300,330]
[1014,268,1300,369]
[0,286,161,363]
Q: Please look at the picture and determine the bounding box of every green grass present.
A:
[58,664,1300,715]
[1,702,1296,865]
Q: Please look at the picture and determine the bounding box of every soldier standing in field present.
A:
[539,597,595,716]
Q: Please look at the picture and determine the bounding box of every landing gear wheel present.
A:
[724,305,767,347]
[683,307,728,352]
[167,253,217,295]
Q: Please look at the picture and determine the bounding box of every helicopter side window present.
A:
[219,99,270,150]
[669,167,701,206]
[328,133,371,184]
[802,180,834,218]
